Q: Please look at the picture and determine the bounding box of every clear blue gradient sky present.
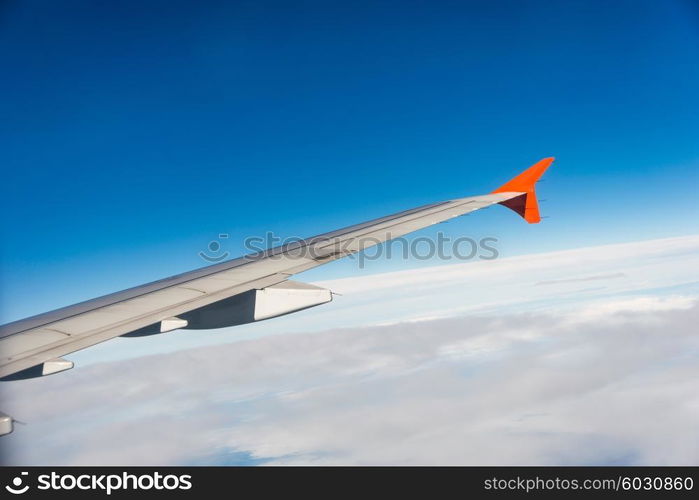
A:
[1,0,698,322]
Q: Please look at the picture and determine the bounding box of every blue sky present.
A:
[1,0,698,322]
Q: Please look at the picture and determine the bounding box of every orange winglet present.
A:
[491,157,554,224]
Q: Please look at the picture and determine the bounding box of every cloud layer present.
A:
[1,235,698,465]
[1,295,697,465]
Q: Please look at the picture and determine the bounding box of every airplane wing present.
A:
[0,157,553,434]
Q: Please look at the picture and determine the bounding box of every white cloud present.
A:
[1,295,697,465]
[1,235,698,465]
